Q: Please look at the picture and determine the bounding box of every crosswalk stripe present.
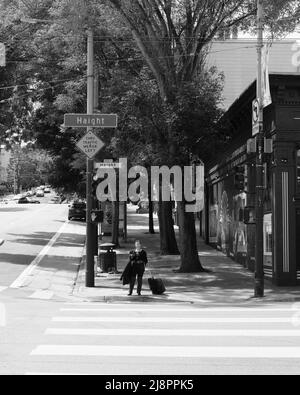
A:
[31,345,300,358]
[52,316,294,323]
[60,307,295,313]
[61,308,215,313]
[45,328,300,337]
[0,286,7,293]
[63,303,295,312]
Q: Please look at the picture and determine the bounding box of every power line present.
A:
[2,44,260,68]
[0,77,85,103]
[2,34,300,45]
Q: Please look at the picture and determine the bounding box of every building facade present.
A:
[204,74,300,286]
[208,39,300,109]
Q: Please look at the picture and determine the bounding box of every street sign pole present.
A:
[86,29,95,288]
[255,0,265,298]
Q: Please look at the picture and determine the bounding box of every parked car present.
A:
[36,190,44,197]
[18,197,40,204]
[51,196,61,204]
[44,188,51,194]
[68,200,86,221]
[12,194,23,201]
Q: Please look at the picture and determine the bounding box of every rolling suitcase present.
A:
[148,277,166,295]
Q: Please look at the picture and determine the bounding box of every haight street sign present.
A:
[64,114,118,128]
[76,131,105,159]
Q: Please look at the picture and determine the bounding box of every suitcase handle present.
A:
[146,261,155,278]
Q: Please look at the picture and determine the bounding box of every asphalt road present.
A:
[1,196,300,376]
[1,298,300,375]
[0,194,71,286]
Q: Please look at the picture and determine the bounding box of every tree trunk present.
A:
[177,201,206,272]
[112,201,120,248]
[149,199,155,234]
[158,200,180,255]
[148,170,155,234]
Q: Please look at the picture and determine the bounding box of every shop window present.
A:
[264,223,273,255]
[297,150,300,193]
[264,214,273,271]
[210,183,218,205]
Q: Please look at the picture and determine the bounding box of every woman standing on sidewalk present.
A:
[128,240,148,296]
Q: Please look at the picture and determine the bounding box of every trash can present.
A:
[99,243,117,273]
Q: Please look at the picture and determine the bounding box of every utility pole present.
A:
[255,0,265,298]
[86,29,95,288]
[93,67,99,255]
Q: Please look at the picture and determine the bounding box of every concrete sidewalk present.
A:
[74,204,300,305]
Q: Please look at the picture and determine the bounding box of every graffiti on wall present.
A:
[209,183,247,261]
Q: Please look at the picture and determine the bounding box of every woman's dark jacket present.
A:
[120,250,148,285]
[120,262,133,285]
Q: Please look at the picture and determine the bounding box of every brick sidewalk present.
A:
[74,204,300,305]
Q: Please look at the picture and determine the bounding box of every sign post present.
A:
[65,32,118,288]
[85,29,95,288]
[254,0,265,298]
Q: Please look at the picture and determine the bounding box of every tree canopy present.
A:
[1,0,300,270]
[107,0,300,100]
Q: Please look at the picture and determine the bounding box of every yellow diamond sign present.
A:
[76,131,105,159]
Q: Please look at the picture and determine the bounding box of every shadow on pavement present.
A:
[0,252,35,266]
[0,208,29,213]
[8,231,85,248]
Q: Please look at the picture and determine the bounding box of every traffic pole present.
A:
[86,29,95,288]
[254,0,265,298]
[93,67,99,255]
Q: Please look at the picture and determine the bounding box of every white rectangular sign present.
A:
[95,162,121,169]
[65,114,118,128]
